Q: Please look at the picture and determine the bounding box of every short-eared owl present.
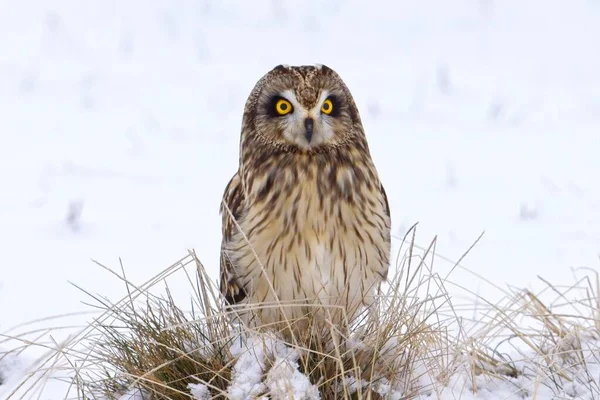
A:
[220,64,391,332]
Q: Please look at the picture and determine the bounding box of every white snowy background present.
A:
[1,0,599,398]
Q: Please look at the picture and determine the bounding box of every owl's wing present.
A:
[380,183,391,222]
[219,172,247,305]
[379,182,392,279]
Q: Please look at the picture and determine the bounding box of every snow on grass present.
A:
[227,334,269,399]
[187,383,211,400]
[226,332,320,400]
[117,388,148,400]
[264,355,320,400]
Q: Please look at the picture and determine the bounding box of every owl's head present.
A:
[241,64,364,152]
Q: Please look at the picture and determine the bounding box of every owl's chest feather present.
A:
[244,164,363,244]
[230,162,389,308]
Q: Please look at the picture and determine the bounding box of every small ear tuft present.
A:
[273,64,290,72]
[318,64,334,74]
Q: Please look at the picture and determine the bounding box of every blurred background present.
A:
[1,0,599,387]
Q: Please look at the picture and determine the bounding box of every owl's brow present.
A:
[286,69,321,108]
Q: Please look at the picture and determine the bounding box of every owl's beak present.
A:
[304,118,314,143]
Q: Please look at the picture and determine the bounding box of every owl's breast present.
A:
[246,163,356,232]
[237,159,390,272]
[229,158,390,323]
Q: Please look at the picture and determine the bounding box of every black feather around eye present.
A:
[267,96,292,117]
[326,95,341,117]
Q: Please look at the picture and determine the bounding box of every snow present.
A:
[188,383,211,400]
[192,329,600,400]
[0,353,22,396]
[264,356,320,400]
[1,0,599,398]
[117,388,148,400]
[223,332,320,400]
[227,334,269,399]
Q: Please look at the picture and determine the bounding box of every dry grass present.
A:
[1,228,599,399]
[70,233,450,399]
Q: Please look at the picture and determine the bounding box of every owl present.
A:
[219,64,391,335]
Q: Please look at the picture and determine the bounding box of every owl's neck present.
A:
[240,141,377,206]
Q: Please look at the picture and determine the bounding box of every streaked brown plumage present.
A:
[220,64,391,333]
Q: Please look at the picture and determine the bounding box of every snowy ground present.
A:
[1,0,599,398]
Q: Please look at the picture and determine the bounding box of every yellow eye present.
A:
[321,98,333,115]
[275,99,293,115]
